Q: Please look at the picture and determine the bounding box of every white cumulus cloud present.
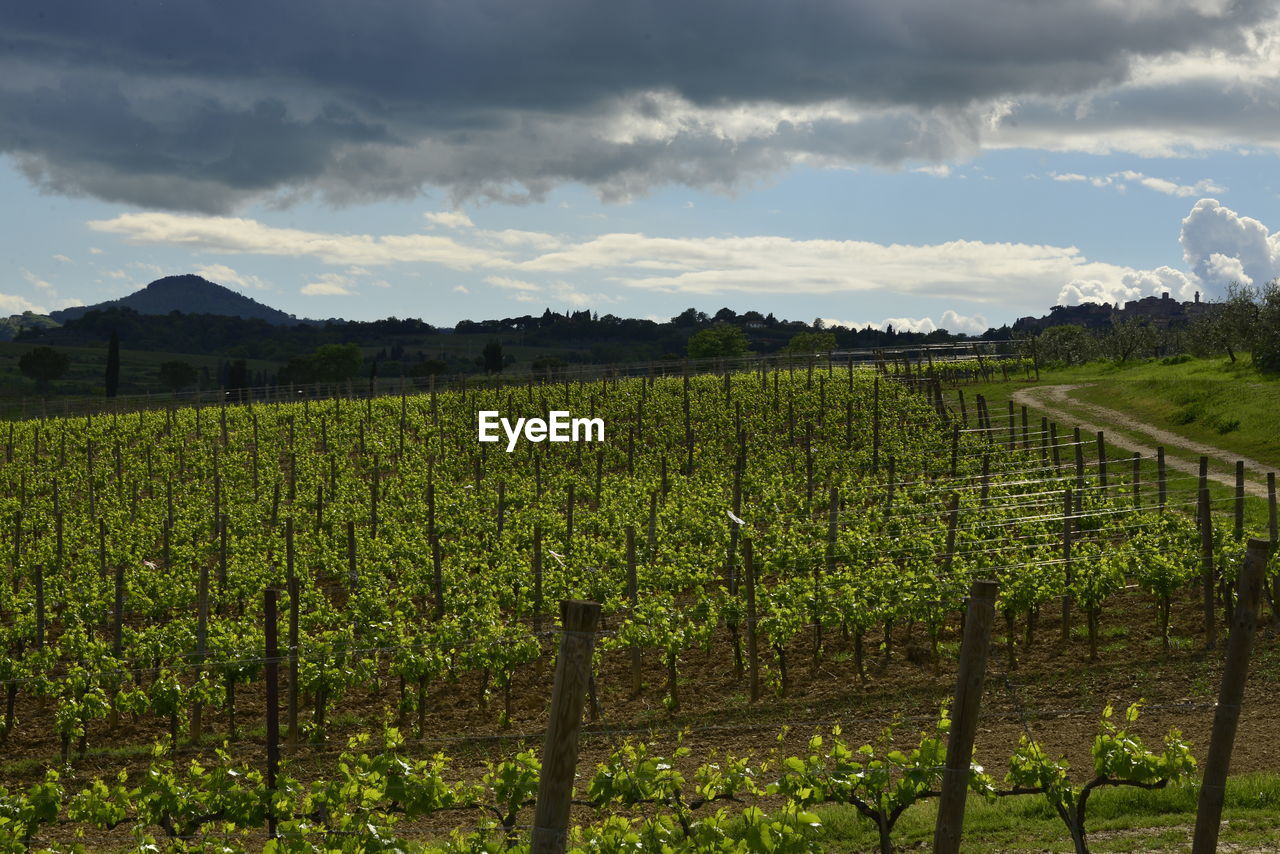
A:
[1179,198,1280,294]
[424,210,474,229]
[194,263,269,290]
[301,273,355,296]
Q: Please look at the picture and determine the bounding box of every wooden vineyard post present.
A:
[980,452,991,506]
[1132,453,1141,508]
[1020,405,1029,450]
[565,484,575,567]
[113,560,125,657]
[744,538,760,703]
[34,564,45,650]
[192,542,210,743]
[496,479,506,537]
[813,486,838,672]
[371,457,380,540]
[872,376,881,473]
[1157,448,1167,507]
[264,588,281,840]
[531,600,601,854]
[1096,431,1107,496]
[885,456,896,521]
[1235,461,1245,541]
[286,520,299,746]
[933,578,998,854]
[1269,472,1277,548]
[533,526,544,633]
[11,511,19,594]
[432,535,445,619]
[1006,400,1015,449]
[1061,489,1073,642]
[1039,417,1049,466]
[625,525,641,696]
[346,520,358,593]
[949,423,959,478]
[1200,485,1217,649]
[1073,427,1085,494]
[1192,538,1269,854]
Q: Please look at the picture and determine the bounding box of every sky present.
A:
[3,1,1280,333]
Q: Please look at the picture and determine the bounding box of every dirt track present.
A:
[1010,384,1274,498]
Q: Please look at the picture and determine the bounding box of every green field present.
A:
[0,358,1275,852]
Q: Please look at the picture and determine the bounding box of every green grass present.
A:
[968,355,1280,470]
[815,773,1280,852]
[959,355,1279,539]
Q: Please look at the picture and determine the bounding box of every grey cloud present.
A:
[0,0,1274,210]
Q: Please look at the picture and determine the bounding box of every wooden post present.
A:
[813,486,837,670]
[933,579,998,854]
[533,526,544,633]
[1191,538,1268,854]
[980,453,991,506]
[565,485,575,567]
[371,458,380,540]
[1235,461,1245,541]
[346,520,358,592]
[497,479,506,537]
[34,564,45,650]
[286,520,299,746]
[1153,445,1164,509]
[11,511,20,594]
[531,600,601,854]
[1200,486,1217,649]
[264,588,280,839]
[949,423,959,478]
[626,526,640,696]
[872,377,881,473]
[1074,428,1085,494]
[1096,431,1107,495]
[1061,489,1073,642]
[1132,453,1141,509]
[885,455,896,520]
[1269,472,1277,547]
[1039,417,1049,466]
[744,538,760,703]
[432,535,445,619]
[192,540,210,742]
[113,560,125,658]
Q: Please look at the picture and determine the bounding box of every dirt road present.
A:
[1010,384,1274,498]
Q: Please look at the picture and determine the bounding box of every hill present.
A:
[49,274,307,326]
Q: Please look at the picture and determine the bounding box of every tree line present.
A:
[1034,281,1280,370]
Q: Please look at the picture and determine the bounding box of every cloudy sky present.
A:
[3,0,1280,332]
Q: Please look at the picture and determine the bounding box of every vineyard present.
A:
[0,356,1276,853]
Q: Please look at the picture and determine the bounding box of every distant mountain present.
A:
[49,274,307,326]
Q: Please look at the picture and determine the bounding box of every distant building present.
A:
[1014,292,1211,334]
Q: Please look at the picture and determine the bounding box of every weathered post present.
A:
[933,579,998,854]
[1191,539,1268,854]
[264,588,281,839]
[531,600,601,854]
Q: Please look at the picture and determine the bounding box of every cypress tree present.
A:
[105,330,120,398]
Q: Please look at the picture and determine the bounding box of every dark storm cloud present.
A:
[0,0,1274,211]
